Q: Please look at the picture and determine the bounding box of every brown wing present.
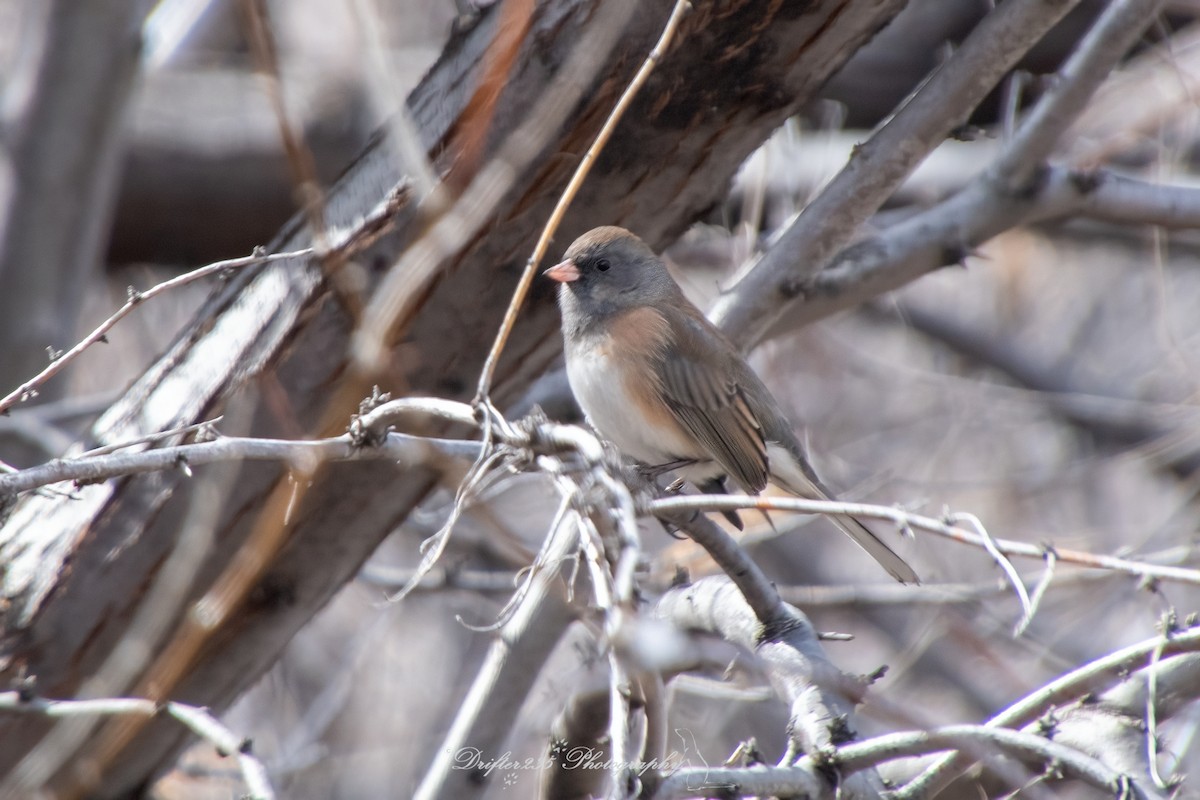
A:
[657,351,769,494]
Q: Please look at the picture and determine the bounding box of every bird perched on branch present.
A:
[545,226,918,584]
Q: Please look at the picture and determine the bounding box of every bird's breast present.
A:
[564,308,700,465]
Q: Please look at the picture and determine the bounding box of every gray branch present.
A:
[656,576,886,799]
[0,0,152,393]
[710,0,1083,348]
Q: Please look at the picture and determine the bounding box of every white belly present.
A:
[565,337,697,467]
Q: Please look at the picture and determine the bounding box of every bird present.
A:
[544,226,918,584]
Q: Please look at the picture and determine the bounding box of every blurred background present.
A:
[3,0,1200,797]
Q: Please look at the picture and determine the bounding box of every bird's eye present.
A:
[595,258,610,272]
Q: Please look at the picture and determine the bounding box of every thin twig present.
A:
[653,724,1150,800]
[1016,548,1057,637]
[710,0,1082,347]
[412,497,582,800]
[238,0,335,272]
[472,0,693,404]
[356,564,522,594]
[0,431,481,497]
[948,511,1032,630]
[350,0,637,376]
[992,0,1171,190]
[1147,612,1175,790]
[0,249,308,416]
[347,0,440,199]
[385,446,505,604]
[895,621,1200,797]
[576,514,632,796]
[7,399,255,795]
[648,493,1200,587]
[0,692,274,800]
[77,416,223,459]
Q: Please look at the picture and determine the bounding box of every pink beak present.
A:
[544,259,581,282]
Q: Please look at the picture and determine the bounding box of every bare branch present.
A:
[993,0,1171,189]
[897,621,1200,796]
[653,724,1159,800]
[349,0,638,375]
[710,0,1083,347]
[0,692,273,800]
[0,0,151,394]
[0,3,926,791]
[724,0,1174,348]
[656,577,886,798]
[0,179,407,418]
[413,498,581,800]
[347,0,441,199]
[769,164,1200,335]
[0,430,480,498]
[649,493,1200,587]
[473,0,692,402]
[655,509,787,626]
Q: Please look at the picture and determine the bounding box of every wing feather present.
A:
[657,355,769,493]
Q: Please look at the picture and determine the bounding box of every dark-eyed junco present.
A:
[545,226,918,584]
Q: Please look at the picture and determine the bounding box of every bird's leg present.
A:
[640,463,697,539]
[657,477,691,539]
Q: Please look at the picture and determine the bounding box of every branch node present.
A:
[14,672,36,703]
[779,275,811,301]
[1014,162,1052,200]
[669,565,690,589]
[949,123,989,142]
[73,472,106,489]
[348,386,394,447]
[863,664,888,685]
[1067,168,1105,195]
[1035,708,1058,737]
[193,422,220,444]
[828,714,857,747]
[724,738,765,768]
[756,608,806,645]
[1138,573,1161,594]
[810,746,843,789]
[940,240,974,268]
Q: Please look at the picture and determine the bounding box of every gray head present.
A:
[545,227,681,334]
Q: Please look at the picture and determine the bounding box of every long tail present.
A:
[768,445,919,583]
[828,511,919,585]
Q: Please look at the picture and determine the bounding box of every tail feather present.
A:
[765,442,919,584]
[829,513,919,585]
[697,476,744,530]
